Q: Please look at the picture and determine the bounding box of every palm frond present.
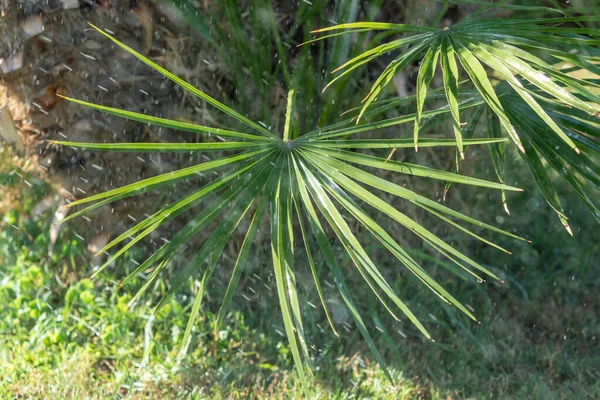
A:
[307,12,600,230]
[58,23,536,388]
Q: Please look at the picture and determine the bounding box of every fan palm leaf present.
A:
[54,24,527,388]
[308,9,600,231]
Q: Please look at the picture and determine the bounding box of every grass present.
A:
[1,135,598,399]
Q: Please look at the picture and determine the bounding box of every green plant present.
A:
[48,2,600,392]
[308,5,600,231]
[168,0,385,129]
[51,21,528,389]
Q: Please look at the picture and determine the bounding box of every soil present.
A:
[0,0,484,260]
[1,0,228,254]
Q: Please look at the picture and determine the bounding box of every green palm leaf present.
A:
[55,23,556,389]
[307,10,600,231]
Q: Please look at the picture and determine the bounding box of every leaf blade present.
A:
[88,23,278,139]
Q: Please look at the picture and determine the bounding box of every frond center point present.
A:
[281,139,297,150]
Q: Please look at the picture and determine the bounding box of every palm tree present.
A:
[54,2,600,388]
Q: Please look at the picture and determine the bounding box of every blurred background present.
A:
[1,0,598,398]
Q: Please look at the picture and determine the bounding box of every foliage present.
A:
[308,7,600,231]
[43,0,600,390]
[168,0,384,127]
[50,21,527,388]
